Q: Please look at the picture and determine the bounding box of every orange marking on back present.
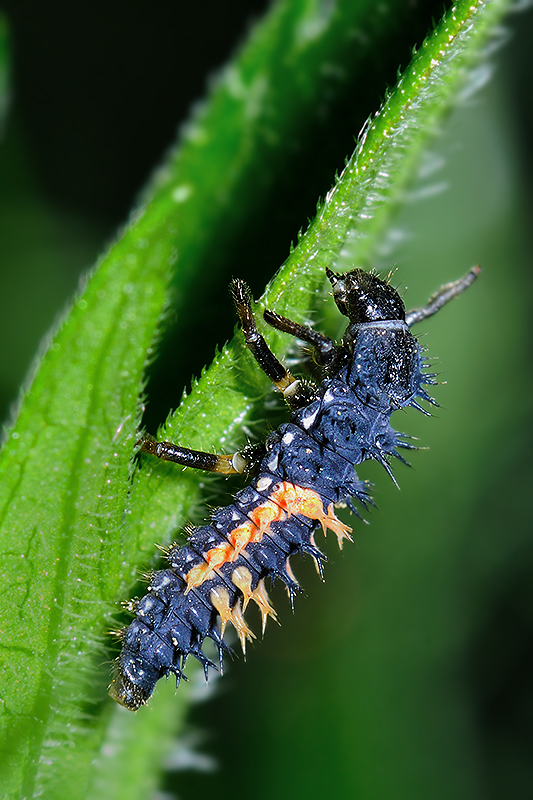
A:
[270,482,323,518]
[189,499,289,591]
[185,563,212,591]
[224,503,282,562]
[186,499,287,592]
[186,486,351,593]
[186,542,234,591]
[249,499,285,532]
[270,481,353,548]
[228,520,256,557]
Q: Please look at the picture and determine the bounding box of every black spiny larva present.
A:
[110,265,480,710]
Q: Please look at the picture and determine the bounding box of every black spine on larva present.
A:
[110,269,435,710]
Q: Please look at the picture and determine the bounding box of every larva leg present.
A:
[139,436,265,475]
[230,278,317,409]
[262,308,337,368]
[405,266,480,327]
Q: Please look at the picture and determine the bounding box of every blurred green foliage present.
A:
[0,1,531,799]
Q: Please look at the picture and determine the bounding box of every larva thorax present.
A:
[329,268,425,411]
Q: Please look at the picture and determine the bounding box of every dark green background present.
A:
[0,3,531,799]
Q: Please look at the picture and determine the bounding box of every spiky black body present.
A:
[110,267,479,710]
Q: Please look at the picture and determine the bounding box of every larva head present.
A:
[326,268,405,323]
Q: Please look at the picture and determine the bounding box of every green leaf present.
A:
[0,233,170,798]
[0,0,512,798]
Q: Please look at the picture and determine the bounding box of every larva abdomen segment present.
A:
[110,478,352,710]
